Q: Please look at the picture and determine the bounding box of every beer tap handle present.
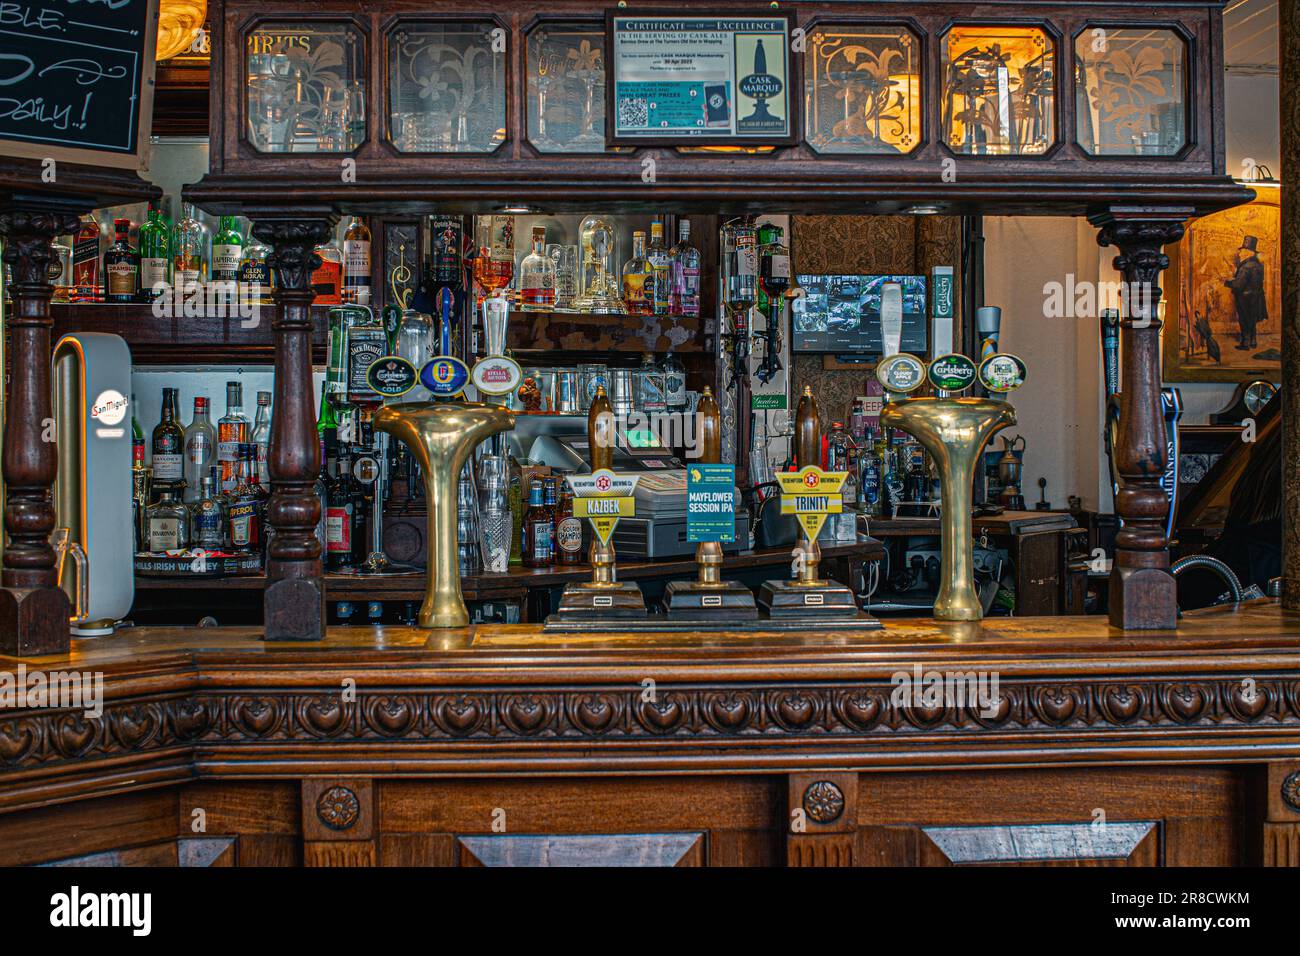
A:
[588,385,614,472]
[699,386,721,465]
[795,385,820,469]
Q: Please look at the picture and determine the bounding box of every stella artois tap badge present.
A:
[567,469,639,546]
[777,466,849,541]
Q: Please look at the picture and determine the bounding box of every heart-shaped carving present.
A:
[171,699,211,739]
[438,695,483,736]
[572,695,616,734]
[906,703,947,726]
[0,719,37,763]
[971,692,1012,725]
[1165,683,1209,723]
[233,697,279,737]
[301,696,347,736]
[1227,681,1269,720]
[112,704,157,749]
[1101,684,1143,723]
[53,713,96,757]
[1036,687,1078,724]
[504,695,550,734]
[705,692,751,730]
[368,696,416,736]
[638,695,684,732]
[776,692,817,728]
[838,691,881,730]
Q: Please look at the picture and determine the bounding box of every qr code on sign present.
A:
[618,96,649,128]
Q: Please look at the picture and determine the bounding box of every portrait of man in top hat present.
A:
[1223,234,1266,350]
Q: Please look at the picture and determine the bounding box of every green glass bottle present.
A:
[137,202,171,300]
[317,377,338,435]
[212,215,245,284]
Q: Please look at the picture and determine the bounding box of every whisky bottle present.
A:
[345,308,386,406]
[518,226,555,310]
[190,469,226,549]
[239,236,273,305]
[621,230,655,316]
[71,214,102,303]
[217,382,249,494]
[212,215,245,286]
[172,203,209,292]
[647,220,671,316]
[104,218,139,304]
[147,489,190,552]
[342,216,372,306]
[151,387,185,499]
[138,202,171,299]
[182,396,216,503]
[312,241,343,305]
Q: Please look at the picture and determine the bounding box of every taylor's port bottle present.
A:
[521,478,551,568]
[104,218,138,303]
[211,215,245,285]
[138,202,171,299]
[342,216,372,306]
[151,388,185,499]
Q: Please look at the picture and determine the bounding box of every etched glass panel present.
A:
[527,22,609,153]
[804,24,922,155]
[942,25,1056,155]
[388,21,506,153]
[246,22,366,153]
[1075,28,1186,156]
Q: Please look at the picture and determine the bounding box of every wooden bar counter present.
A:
[3,601,1300,866]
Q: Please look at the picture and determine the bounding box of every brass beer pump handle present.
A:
[794,385,822,586]
[696,387,723,588]
[587,385,617,584]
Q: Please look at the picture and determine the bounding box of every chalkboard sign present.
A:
[0,0,158,169]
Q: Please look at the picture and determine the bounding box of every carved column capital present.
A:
[252,218,334,294]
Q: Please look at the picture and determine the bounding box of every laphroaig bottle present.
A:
[647,220,671,315]
[103,218,139,303]
[668,219,700,317]
[182,396,216,503]
[342,216,372,306]
[621,230,654,316]
[521,478,551,568]
[212,215,245,285]
[138,202,171,299]
[172,203,209,292]
[151,387,185,499]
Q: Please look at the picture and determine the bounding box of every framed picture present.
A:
[605,11,797,147]
[1162,191,1281,383]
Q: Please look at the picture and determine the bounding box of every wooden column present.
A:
[1090,209,1188,630]
[253,215,336,641]
[1281,2,1300,611]
[786,772,858,866]
[0,207,81,656]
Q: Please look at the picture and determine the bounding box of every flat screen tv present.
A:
[791,274,928,354]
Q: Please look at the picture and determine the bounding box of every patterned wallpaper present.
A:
[791,215,963,430]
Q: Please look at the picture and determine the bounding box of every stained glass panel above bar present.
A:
[1075,27,1187,157]
[388,21,506,153]
[526,22,608,153]
[245,22,366,153]
[804,24,922,155]
[941,25,1056,156]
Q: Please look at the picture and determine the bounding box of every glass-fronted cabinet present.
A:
[941,25,1056,156]
[387,20,507,153]
[1075,27,1187,156]
[804,24,922,155]
[245,21,367,153]
[526,21,609,153]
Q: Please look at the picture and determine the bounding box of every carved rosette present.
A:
[802,781,845,823]
[1282,771,1300,812]
[316,785,361,831]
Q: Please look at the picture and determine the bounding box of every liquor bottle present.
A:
[647,220,671,316]
[131,438,151,551]
[151,387,185,499]
[71,214,102,303]
[172,203,210,292]
[664,351,687,413]
[521,478,551,568]
[212,215,245,287]
[317,376,339,436]
[103,218,139,304]
[51,239,72,302]
[518,226,556,310]
[226,444,263,553]
[621,230,655,316]
[146,489,190,552]
[131,392,143,440]
[473,214,515,307]
[758,224,791,301]
[239,236,273,305]
[313,437,330,553]
[324,306,354,412]
[346,309,387,407]
[555,483,583,565]
[137,202,171,299]
[542,477,559,564]
[636,352,667,413]
[326,452,363,569]
[190,470,226,549]
[668,219,701,318]
[182,396,216,503]
[217,381,249,494]
[251,391,272,486]
[428,214,465,292]
[859,431,884,518]
[342,216,372,306]
[312,241,344,305]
